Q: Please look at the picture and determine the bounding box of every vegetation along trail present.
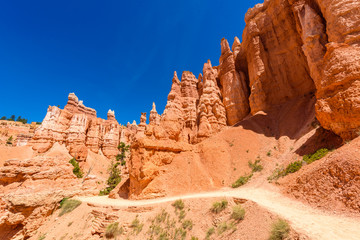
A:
[77,187,360,240]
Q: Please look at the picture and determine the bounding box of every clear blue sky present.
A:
[0,0,261,125]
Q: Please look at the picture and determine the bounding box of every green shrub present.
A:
[267,150,272,157]
[231,174,253,188]
[105,222,123,239]
[155,209,169,223]
[172,199,185,211]
[210,200,228,214]
[38,234,46,240]
[217,222,229,235]
[206,227,215,239]
[191,237,199,240]
[182,219,193,230]
[303,148,329,164]
[268,149,329,182]
[248,159,263,172]
[231,205,245,221]
[174,227,187,239]
[16,116,28,124]
[6,136,13,145]
[267,167,286,182]
[99,161,121,195]
[269,219,290,240]
[178,209,186,221]
[59,197,69,208]
[116,142,130,165]
[284,161,302,175]
[69,158,83,178]
[59,198,81,216]
[130,217,143,234]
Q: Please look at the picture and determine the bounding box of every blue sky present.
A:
[0,0,261,124]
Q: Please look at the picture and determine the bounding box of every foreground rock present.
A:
[0,148,98,239]
[285,137,360,212]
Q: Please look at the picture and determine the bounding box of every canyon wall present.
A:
[123,0,360,198]
[0,145,98,239]
[25,0,360,199]
[240,0,360,139]
[29,93,132,160]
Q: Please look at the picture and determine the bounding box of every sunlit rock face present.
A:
[29,93,128,160]
[240,0,360,140]
[219,38,250,126]
[125,0,360,199]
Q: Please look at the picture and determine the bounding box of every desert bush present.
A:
[38,234,46,240]
[284,161,302,175]
[303,148,329,164]
[267,167,286,182]
[178,209,186,221]
[130,216,143,234]
[105,222,123,238]
[155,209,169,223]
[267,150,272,156]
[210,200,228,213]
[191,237,199,240]
[59,198,81,216]
[269,219,290,240]
[205,227,215,239]
[6,136,13,145]
[231,205,245,221]
[172,199,185,211]
[217,222,229,235]
[231,174,253,188]
[248,159,263,172]
[99,161,121,195]
[182,219,193,230]
[174,227,187,239]
[69,158,83,178]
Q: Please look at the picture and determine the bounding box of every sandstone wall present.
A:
[29,93,130,160]
[123,0,360,199]
[240,0,360,139]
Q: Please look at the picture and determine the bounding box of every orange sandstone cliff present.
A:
[29,93,132,160]
[1,0,360,238]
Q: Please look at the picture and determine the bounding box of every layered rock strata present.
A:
[29,93,130,160]
[121,0,360,199]
[0,155,97,239]
[240,0,360,139]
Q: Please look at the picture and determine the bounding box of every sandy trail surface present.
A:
[77,187,360,240]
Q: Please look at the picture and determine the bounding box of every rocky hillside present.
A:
[1,0,360,239]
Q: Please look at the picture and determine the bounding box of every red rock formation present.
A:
[121,0,360,199]
[29,93,127,159]
[0,149,98,239]
[149,103,160,126]
[219,38,250,125]
[197,60,227,138]
[240,0,360,139]
[241,0,316,115]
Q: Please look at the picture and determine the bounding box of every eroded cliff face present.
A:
[121,0,360,199]
[22,0,360,201]
[0,145,97,239]
[241,0,316,114]
[241,0,360,139]
[29,93,130,160]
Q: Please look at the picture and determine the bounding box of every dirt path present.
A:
[77,187,360,240]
